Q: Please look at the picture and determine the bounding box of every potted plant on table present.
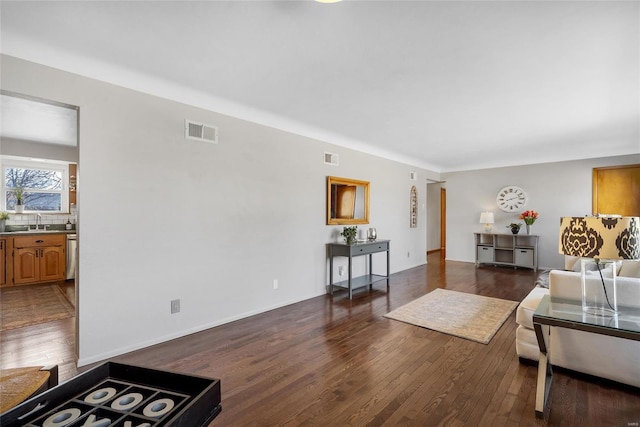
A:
[507,223,522,235]
[340,226,358,245]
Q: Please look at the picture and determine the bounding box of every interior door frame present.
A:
[440,188,446,259]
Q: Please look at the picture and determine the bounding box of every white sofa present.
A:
[515,257,640,388]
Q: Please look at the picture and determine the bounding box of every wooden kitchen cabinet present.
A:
[13,234,66,285]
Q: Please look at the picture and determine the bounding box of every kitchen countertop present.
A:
[0,229,76,237]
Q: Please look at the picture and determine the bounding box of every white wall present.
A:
[442,154,640,269]
[1,137,79,163]
[1,55,432,365]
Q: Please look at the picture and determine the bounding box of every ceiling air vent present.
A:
[324,152,339,166]
[185,119,218,144]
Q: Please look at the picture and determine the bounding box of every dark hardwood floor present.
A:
[1,254,639,425]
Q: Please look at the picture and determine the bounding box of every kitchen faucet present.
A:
[35,213,42,231]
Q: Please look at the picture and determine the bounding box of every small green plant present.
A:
[340,226,358,243]
[507,222,522,233]
[0,211,9,220]
[13,187,24,205]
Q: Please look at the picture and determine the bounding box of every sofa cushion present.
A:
[550,269,640,305]
[515,286,548,329]
[571,259,623,275]
[619,260,640,278]
[565,255,580,271]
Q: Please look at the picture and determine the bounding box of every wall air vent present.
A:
[185,119,218,144]
[324,152,339,166]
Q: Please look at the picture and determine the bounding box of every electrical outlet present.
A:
[338,266,345,276]
[273,279,278,290]
[171,299,180,314]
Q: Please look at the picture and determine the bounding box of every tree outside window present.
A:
[2,159,68,212]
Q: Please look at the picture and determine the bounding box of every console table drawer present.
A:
[351,241,389,256]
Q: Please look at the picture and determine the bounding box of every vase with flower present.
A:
[519,210,539,234]
[13,187,25,213]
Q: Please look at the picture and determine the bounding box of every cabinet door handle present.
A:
[35,249,38,258]
[41,249,44,257]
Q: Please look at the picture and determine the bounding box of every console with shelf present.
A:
[474,232,538,271]
[327,240,390,300]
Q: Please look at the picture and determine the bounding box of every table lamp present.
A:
[559,216,640,316]
[479,212,494,232]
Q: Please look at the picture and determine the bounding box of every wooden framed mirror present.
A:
[327,176,370,225]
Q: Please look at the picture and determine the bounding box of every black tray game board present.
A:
[0,362,221,427]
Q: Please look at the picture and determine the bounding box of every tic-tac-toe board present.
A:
[0,362,221,427]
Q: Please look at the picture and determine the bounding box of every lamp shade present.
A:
[479,212,494,224]
[559,216,640,260]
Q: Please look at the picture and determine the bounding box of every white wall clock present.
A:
[496,185,527,212]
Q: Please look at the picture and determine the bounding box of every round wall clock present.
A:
[496,185,527,212]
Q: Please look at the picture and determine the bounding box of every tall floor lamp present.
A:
[559,216,639,316]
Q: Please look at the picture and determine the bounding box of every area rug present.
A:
[1,284,75,331]
[384,288,518,344]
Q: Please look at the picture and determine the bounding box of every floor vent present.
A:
[324,152,339,166]
[185,119,218,144]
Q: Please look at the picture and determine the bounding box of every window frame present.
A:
[1,155,70,214]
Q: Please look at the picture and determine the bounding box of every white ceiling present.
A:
[1,1,638,172]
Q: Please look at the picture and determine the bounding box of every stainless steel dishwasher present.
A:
[66,233,77,280]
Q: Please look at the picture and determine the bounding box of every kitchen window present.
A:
[1,156,69,213]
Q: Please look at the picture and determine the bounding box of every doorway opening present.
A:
[426,181,446,260]
[0,91,79,366]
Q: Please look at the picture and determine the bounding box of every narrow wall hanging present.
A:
[410,185,418,228]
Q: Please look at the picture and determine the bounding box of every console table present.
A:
[532,295,640,418]
[474,232,538,271]
[327,240,390,299]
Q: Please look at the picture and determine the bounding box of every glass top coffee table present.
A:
[532,295,640,418]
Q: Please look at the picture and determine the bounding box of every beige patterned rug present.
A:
[384,288,518,344]
[1,284,75,331]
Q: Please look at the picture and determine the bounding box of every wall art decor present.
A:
[410,186,418,228]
